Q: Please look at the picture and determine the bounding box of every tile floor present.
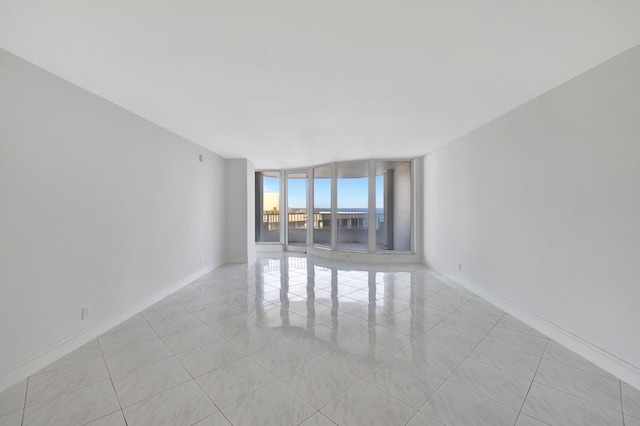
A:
[1,253,639,426]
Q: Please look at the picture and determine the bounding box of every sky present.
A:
[264,175,384,209]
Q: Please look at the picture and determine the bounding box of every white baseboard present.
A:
[0,263,219,393]
[256,244,284,253]
[425,258,640,390]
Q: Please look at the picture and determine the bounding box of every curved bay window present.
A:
[257,159,413,253]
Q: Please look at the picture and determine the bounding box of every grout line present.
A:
[514,338,550,425]
[621,380,626,426]
[19,357,120,414]
[20,377,28,426]
[97,335,125,413]
[189,363,232,425]
[80,409,125,426]
[415,311,507,416]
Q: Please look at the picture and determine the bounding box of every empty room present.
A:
[1,1,639,425]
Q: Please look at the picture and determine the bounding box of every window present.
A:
[313,165,331,248]
[287,171,307,248]
[255,171,280,242]
[337,161,368,251]
[257,159,413,253]
[376,161,412,251]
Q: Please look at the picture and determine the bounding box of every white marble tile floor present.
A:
[1,253,638,425]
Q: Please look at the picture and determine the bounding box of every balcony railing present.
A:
[261,211,384,231]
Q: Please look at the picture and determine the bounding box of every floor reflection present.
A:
[6,253,633,426]
[250,253,455,365]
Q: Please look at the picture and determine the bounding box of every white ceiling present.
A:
[2,1,640,169]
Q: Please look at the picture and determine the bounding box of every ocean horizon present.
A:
[302,208,384,213]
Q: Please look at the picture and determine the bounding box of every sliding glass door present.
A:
[337,161,368,251]
[286,171,307,250]
[255,171,280,243]
[257,159,413,253]
[313,165,332,249]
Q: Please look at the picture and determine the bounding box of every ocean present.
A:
[314,208,384,213]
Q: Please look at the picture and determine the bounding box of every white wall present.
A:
[393,162,411,250]
[424,45,640,386]
[0,49,227,390]
[225,159,256,263]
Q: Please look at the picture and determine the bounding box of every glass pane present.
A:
[287,172,307,247]
[337,161,368,251]
[375,161,412,251]
[313,166,331,248]
[255,171,280,242]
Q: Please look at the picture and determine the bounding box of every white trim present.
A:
[308,245,420,264]
[0,263,219,393]
[279,170,286,244]
[427,259,640,390]
[330,163,338,250]
[284,170,309,251]
[307,167,314,245]
[368,159,376,254]
[256,243,284,253]
[285,245,307,253]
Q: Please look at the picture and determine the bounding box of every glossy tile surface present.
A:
[421,381,519,426]
[122,381,217,426]
[363,357,445,409]
[0,410,23,426]
[279,357,359,409]
[521,382,623,426]
[111,356,191,407]
[0,380,26,417]
[448,357,531,410]
[23,379,119,426]
[321,381,417,426]
[406,412,445,425]
[85,410,127,426]
[102,338,173,376]
[196,358,275,408]
[2,253,636,425]
[249,339,317,377]
[192,412,233,426]
[26,356,109,406]
[221,381,315,426]
[299,413,338,426]
[534,358,621,411]
[467,339,540,381]
[176,339,244,378]
[36,339,102,374]
[514,413,550,426]
[623,381,640,420]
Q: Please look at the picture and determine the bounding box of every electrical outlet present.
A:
[458,263,462,271]
[82,306,90,320]
[200,257,203,264]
